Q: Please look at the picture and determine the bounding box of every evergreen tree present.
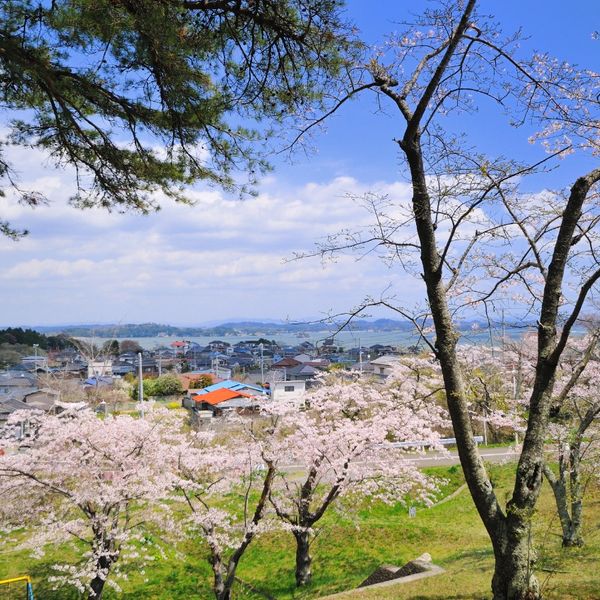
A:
[0,0,355,237]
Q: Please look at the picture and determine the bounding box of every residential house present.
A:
[369,354,402,378]
[0,372,37,401]
[84,376,114,389]
[190,388,258,414]
[272,357,301,370]
[21,355,48,372]
[88,359,113,378]
[293,353,313,363]
[0,397,33,427]
[284,364,321,383]
[22,388,61,411]
[349,360,375,375]
[368,344,398,357]
[269,379,306,403]
[137,357,158,375]
[203,340,231,353]
[56,361,88,378]
[111,361,136,377]
[183,379,267,411]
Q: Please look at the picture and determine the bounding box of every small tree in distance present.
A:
[188,374,214,390]
[539,332,600,547]
[119,340,143,354]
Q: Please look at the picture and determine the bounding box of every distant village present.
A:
[0,333,421,432]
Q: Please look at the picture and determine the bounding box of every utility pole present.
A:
[259,343,264,384]
[358,337,363,374]
[157,349,162,377]
[138,351,144,418]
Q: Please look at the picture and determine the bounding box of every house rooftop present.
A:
[191,388,254,406]
[272,357,302,368]
[369,354,402,366]
[193,379,266,395]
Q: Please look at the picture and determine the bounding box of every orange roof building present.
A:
[191,388,254,406]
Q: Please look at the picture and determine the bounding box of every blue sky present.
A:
[0,1,598,326]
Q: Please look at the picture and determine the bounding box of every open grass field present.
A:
[1,463,599,599]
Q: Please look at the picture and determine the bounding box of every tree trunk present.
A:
[543,441,585,547]
[87,536,117,600]
[567,442,584,546]
[403,130,546,600]
[88,576,106,600]
[491,513,540,600]
[87,554,113,600]
[378,4,599,597]
[294,529,312,587]
[210,553,231,600]
[563,520,583,547]
[544,464,574,545]
[214,588,231,600]
[212,565,230,600]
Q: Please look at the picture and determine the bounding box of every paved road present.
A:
[408,445,521,468]
[278,445,521,473]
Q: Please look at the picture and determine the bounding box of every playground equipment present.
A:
[0,575,35,599]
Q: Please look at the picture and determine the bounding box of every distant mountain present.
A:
[32,319,416,338]
[31,318,530,338]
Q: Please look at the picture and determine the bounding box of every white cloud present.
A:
[0,142,426,325]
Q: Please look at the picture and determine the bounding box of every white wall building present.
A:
[88,360,113,378]
[269,379,306,403]
[369,354,402,378]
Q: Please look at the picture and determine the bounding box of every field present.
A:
[1,463,599,599]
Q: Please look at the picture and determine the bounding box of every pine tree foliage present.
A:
[0,0,355,235]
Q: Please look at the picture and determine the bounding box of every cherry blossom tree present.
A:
[174,419,279,600]
[293,1,600,597]
[0,409,179,600]
[268,366,447,587]
[458,345,526,444]
[539,332,600,547]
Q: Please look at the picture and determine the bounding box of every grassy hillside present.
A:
[1,463,599,599]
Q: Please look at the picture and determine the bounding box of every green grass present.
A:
[1,464,599,599]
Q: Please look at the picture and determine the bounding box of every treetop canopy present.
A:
[0,0,356,237]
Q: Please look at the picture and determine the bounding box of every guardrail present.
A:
[388,436,484,450]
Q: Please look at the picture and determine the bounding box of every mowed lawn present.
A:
[1,463,599,599]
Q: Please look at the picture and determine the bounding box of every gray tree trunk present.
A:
[363,0,600,594]
[567,443,584,546]
[293,529,312,586]
[209,463,276,600]
[214,585,231,600]
[544,442,585,547]
[491,514,539,600]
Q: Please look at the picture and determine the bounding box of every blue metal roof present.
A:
[194,379,266,395]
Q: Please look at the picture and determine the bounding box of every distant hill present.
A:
[32,319,416,338]
[29,318,520,338]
